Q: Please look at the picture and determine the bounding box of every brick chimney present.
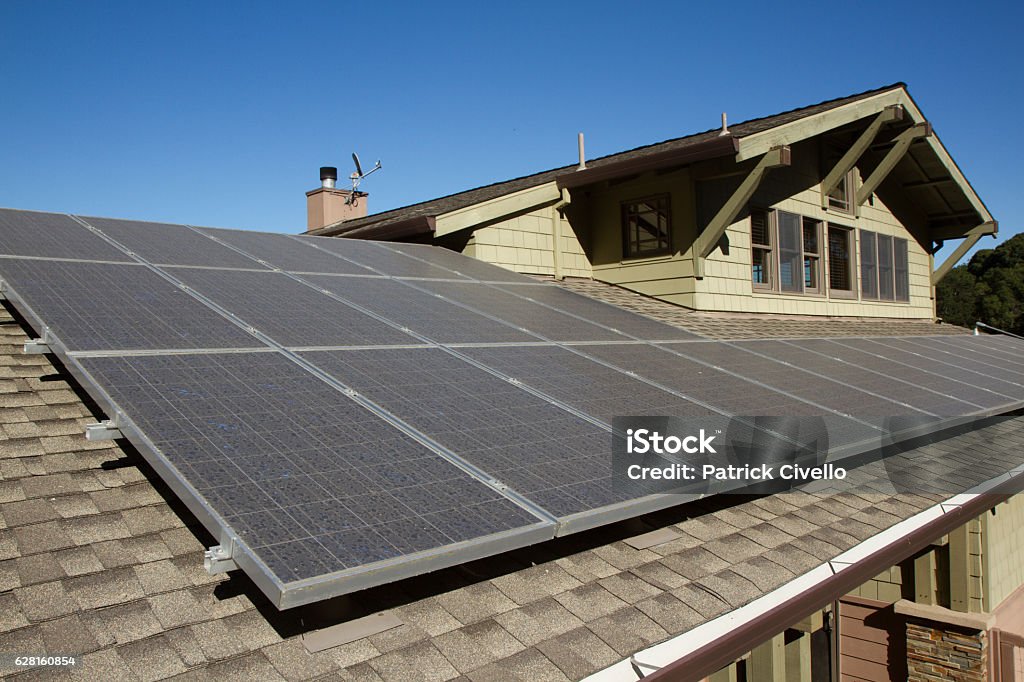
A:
[306,167,367,232]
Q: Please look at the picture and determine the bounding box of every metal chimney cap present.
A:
[320,167,338,181]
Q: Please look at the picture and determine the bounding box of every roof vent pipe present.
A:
[320,166,338,189]
[718,113,729,136]
[577,132,586,170]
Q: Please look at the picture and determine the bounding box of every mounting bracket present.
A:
[85,420,123,441]
[23,339,51,354]
[204,542,238,575]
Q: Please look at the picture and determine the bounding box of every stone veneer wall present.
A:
[906,619,986,682]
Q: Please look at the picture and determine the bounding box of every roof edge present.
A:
[556,136,739,190]
[637,471,1024,681]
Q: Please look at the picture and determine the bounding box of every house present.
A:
[306,83,996,323]
[0,82,1021,682]
[0,279,1022,681]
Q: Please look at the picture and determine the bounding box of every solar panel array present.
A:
[1,206,1022,608]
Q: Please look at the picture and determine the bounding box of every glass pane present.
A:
[751,211,770,246]
[828,173,850,211]
[860,231,878,299]
[878,234,894,300]
[624,196,670,257]
[828,227,851,291]
[805,257,819,290]
[778,211,802,293]
[802,218,819,254]
[752,248,770,285]
[894,238,909,301]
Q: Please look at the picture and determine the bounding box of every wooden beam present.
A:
[948,523,971,613]
[784,630,811,682]
[855,122,932,206]
[914,550,937,605]
[693,145,790,278]
[747,633,786,682]
[931,221,997,285]
[434,181,561,237]
[708,663,738,682]
[820,105,903,209]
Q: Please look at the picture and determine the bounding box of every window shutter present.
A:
[777,212,802,293]
[860,231,878,299]
[877,234,894,300]
[894,238,909,301]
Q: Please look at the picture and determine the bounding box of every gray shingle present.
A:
[117,635,188,682]
[435,581,517,625]
[534,627,620,680]
[492,597,584,648]
[433,619,525,673]
[368,641,460,682]
[587,607,668,656]
[553,584,627,622]
[490,563,581,606]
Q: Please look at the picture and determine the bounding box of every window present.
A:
[827,225,855,296]
[750,210,772,288]
[827,171,854,213]
[860,230,910,302]
[622,195,671,258]
[749,210,821,295]
[777,212,803,292]
[803,217,822,294]
[822,139,855,213]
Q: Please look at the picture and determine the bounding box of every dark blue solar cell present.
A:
[84,216,265,269]
[166,267,417,347]
[301,347,627,517]
[196,226,377,275]
[0,258,257,351]
[77,352,544,586]
[0,208,133,261]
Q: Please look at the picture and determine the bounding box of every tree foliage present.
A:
[936,233,1024,333]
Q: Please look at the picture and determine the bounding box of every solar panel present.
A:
[83,217,266,269]
[301,348,626,519]
[824,338,1024,409]
[0,259,258,351]
[460,345,717,423]
[300,235,471,279]
[492,283,701,341]
[195,226,377,275]
[303,275,537,344]
[0,209,132,262]
[675,341,919,416]
[414,280,629,342]
[382,241,540,283]
[166,268,417,348]
[736,340,978,416]
[925,336,1024,372]
[4,207,1024,610]
[867,338,1024,390]
[578,342,878,450]
[78,352,552,603]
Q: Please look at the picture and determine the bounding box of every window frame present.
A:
[859,229,910,303]
[621,194,673,260]
[825,223,857,299]
[802,216,823,295]
[748,209,825,297]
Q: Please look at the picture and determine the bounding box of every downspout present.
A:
[584,463,1024,682]
[552,188,572,281]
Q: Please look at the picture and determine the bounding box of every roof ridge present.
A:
[323,82,907,233]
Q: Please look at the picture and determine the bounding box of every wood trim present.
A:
[820,105,904,209]
[931,221,998,285]
[856,122,933,206]
[556,136,739,189]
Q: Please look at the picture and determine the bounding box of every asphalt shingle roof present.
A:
[548,276,970,340]
[3,298,1022,681]
[311,83,907,237]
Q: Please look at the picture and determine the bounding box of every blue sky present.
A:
[1,1,1020,265]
